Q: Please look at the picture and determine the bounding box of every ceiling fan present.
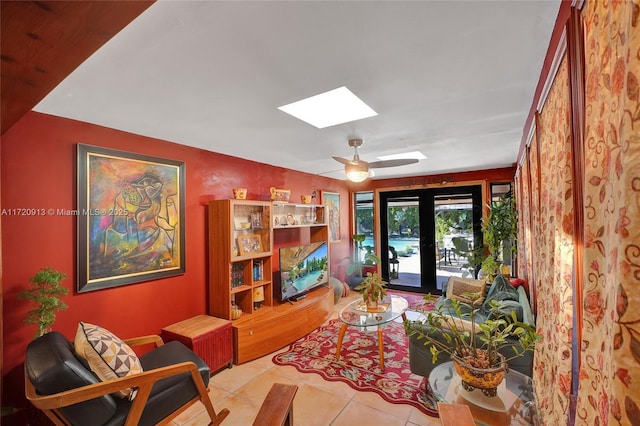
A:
[332,139,419,182]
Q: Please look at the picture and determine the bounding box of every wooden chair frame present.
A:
[25,335,229,426]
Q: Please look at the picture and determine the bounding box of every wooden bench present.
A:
[252,383,298,426]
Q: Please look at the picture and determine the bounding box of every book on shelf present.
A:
[253,259,264,281]
[231,262,245,288]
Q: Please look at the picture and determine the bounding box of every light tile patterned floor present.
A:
[172,293,441,426]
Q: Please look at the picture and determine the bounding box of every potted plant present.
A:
[354,272,388,309]
[343,234,380,287]
[481,192,517,279]
[17,267,68,338]
[407,292,539,396]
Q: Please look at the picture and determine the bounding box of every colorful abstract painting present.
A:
[321,191,341,242]
[77,144,185,292]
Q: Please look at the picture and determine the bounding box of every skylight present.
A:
[278,86,378,129]
[377,151,427,161]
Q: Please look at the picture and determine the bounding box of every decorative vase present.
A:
[453,353,506,397]
[231,304,243,320]
[232,188,247,200]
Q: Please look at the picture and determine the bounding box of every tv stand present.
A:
[289,293,307,302]
[232,286,333,363]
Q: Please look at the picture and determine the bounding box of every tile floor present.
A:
[172,292,442,426]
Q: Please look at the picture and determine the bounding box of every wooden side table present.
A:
[161,315,233,374]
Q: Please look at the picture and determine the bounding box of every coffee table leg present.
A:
[377,327,384,370]
[335,323,348,361]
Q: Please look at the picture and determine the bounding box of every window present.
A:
[354,192,374,262]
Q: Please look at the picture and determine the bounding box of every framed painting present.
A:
[77,144,185,292]
[237,234,262,255]
[321,191,341,242]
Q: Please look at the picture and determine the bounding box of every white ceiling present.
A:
[34,0,560,181]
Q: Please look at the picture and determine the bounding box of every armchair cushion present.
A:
[26,331,118,425]
[445,277,487,304]
[107,341,211,426]
[483,274,519,304]
[74,322,143,399]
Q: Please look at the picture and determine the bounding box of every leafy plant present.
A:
[481,193,517,277]
[362,245,380,265]
[354,272,387,306]
[17,267,68,338]
[347,234,380,278]
[406,292,539,369]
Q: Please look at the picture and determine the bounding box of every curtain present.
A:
[578,1,640,424]
[515,146,534,286]
[529,127,541,313]
[532,55,575,425]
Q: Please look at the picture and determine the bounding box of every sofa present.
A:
[407,275,535,381]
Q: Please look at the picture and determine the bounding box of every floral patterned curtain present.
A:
[532,55,575,424]
[515,145,534,286]
[529,128,541,312]
[578,0,640,423]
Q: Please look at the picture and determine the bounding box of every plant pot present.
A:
[453,353,506,397]
[366,299,379,310]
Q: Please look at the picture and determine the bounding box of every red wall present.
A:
[0,111,351,406]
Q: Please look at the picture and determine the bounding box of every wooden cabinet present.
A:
[208,200,273,320]
[161,315,233,373]
[208,200,332,364]
[233,286,333,364]
[272,202,326,229]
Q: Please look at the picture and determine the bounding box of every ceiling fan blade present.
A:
[368,158,419,169]
[332,156,355,165]
[332,156,370,167]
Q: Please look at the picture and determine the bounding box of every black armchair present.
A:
[25,331,230,426]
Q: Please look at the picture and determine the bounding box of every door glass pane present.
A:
[434,192,477,290]
[386,196,421,287]
[355,192,374,264]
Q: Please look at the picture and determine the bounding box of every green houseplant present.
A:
[354,272,388,308]
[17,267,68,338]
[481,192,517,278]
[343,234,380,286]
[407,291,539,396]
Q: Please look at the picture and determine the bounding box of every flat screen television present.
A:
[279,241,328,302]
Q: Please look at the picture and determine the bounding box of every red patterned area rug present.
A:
[272,318,438,417]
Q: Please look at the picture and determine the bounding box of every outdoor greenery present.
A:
[17,267,68,338]
[435,209,473,245]
[357,202,475,245]
[386,206,420,237]
[407,292,539,369]
[347,234,380,279]
[481,192,517,276]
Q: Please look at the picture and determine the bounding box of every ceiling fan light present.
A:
[345,163,369,182]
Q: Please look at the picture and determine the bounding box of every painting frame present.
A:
[77,144,185,293]
[321,191,341,242]
[237,234,262,255]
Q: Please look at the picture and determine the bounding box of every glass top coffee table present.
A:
[335,295,408,370]
[429,361,538,425]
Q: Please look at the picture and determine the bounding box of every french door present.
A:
[379,185,483,294]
